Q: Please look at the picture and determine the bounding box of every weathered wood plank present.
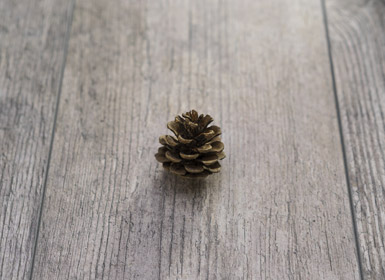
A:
[325,0,385,278]
[0,0,74,279]
[32,0,360,279]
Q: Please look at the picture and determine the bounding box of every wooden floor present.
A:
[1,0,384,279]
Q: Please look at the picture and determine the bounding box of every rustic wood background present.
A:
[0,0,384,279]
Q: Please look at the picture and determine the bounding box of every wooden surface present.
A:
[326,0,385,278]
[0,0,384,279]
[0,0,73,279]
[31,0,360,279]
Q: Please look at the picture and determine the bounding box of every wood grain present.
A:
[0,0,74,279]
[32,0,360,279]
[325,0,385,278]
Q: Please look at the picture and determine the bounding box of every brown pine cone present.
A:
[155,110,225,178]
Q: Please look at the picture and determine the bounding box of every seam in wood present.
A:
[321,1,364,279]
[27,0,76,279]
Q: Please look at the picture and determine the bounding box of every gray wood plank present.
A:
[32,0,360,279]
[0,0,74,279]
[325,0,385,278]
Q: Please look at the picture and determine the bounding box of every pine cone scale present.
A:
[204,161,221,173]
[155,153,168,163]
[170,164,186,176]
[177,135,194,144]
[167,121,182,137]
[180,152,200,160]
[185,163,204,173]
[207,136,221,144]
[217,151,226,160]
[209,142,224,153]
[165,151,182,163]
[199,154,218,165]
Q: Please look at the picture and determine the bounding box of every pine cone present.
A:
[155,110,226,178]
